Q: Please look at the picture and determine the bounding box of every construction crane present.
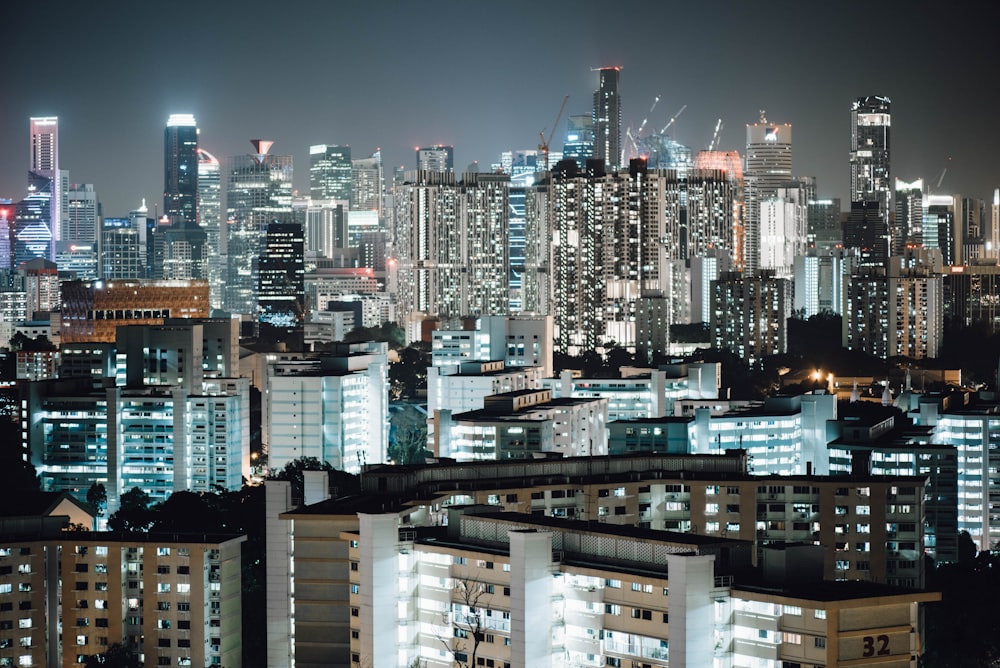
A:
[625,95,661,161]
[708,118,724,151]
[659,104,687,135]
[539,94,569,172]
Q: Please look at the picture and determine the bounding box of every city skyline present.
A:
[2,1,996,216]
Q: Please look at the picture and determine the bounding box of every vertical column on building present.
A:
[359,513,400,668]
[665,553,715,668]
[509,529,553,667]
[265,481,295,667]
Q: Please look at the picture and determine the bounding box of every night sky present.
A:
[2,1,997,216]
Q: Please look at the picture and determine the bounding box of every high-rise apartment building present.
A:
[843,249,942,359]
[395,171,509,322]
[745,115,793,274]
[224,140,293,315]
[758,185,808,278]
[710,270,791,365]
[415,145,454,173]
[163,114,199,225]
[593,67,622,169]
[310,144,353,202]
[263,342,389,473]
[850,95,892,224]
[0,511,246,668]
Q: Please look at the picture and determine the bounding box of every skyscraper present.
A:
[163,114,199,224]
[415,145,454,173]
[197,148,224,307]
[394,171,508,322]
[850,95,892,222]
[592,67,622,170]
[64,183,99,246]
[224,140,293,315]
[351,149,384,217]
[744,114,792,273]
[258,221,305,333]
[24,117,60,258]
[309,144,353,202]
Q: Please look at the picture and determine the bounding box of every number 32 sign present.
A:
[862,634,891,657]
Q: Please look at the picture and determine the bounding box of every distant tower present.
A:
[164,114,199,224]
[197,148,224,308]
[744,113,793,273]
[64,183,99,246]
[26,116,60,257]
[225,140,293,315]
[258,222,305,341]
[416,145,454,173]
[592,67,622,170]
[309,144,353,202]
[850,96,891,222]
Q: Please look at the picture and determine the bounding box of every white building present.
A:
[264,342,389,474]
[431,315,553,377]
[434,389,608,460]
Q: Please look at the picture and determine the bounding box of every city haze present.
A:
[1,0,996,215]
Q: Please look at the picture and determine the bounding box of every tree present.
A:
[83,642,141,668]
[108,487,154,532]
[439,578,494,668]
[389,423,430,465]
[86,483,107,517]
[269,456,335,501]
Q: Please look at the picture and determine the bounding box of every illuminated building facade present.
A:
[100,217,144,280]
[710,271,791,366]
[20,257,59,319]
[744,117,792,274]
[894,178,923,251]
[758,185,807,279]
[416,145,454,173]
[561,114,594,168]
[14,172,55,265]
[63,183,99,249]
[197,148,224,308]
[0,525,245,668]
[310,144,353,202]
[224,140,293,315]
[163,114,199,225]
[850,96,892,223]
[258,222,305,331]
[351,149,384,216]
[843,250,942,359]
[933,400,1000,552]
[28,116,61,251]
[263,342,389,474]
[266,465,936,667]
[545,160,674,355]
[434,388,608,460]
[593,67,622,169]
[395,171,509,322]
[60,279,210,343]
[792,250,852,317]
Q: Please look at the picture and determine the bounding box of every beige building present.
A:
[0,511,244,668]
